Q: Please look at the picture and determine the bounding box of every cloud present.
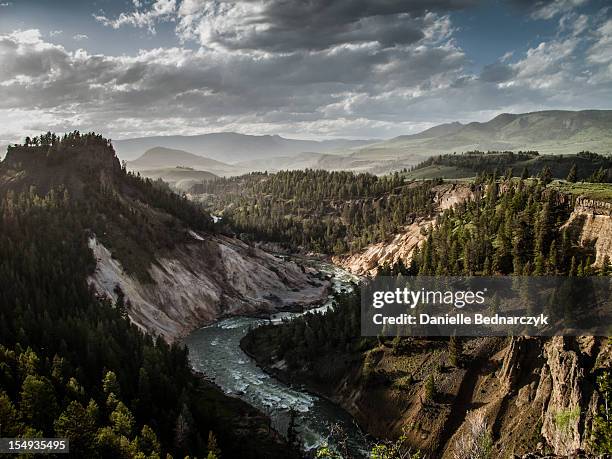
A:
[95,0,475,51]
[72,34,88,41]
[1,1,611,143]
[94,0,177,33]
[49,30,63,37]
[0,21,470,140]
[587,18,612,65]
[480,62,515,83]
[173,0,476,52]
[510,0,588,20]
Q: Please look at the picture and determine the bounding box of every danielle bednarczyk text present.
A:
[371,312,549,327]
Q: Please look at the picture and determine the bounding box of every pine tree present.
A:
[53,401,97,456]
[449,336,461,367]
[19,375,58,433]
[539,166,553,186]
[566,163,577,183]
[591,371,611,454]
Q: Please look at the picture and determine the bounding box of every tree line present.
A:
[197,170,439,254]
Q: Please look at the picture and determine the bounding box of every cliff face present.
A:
[564,196,612,266]
[333,183,475,275]
[88,233,329,341]
[261,335,608,457]
[324,189,612,457]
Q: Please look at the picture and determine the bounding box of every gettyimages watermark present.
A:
[361,276,612,336]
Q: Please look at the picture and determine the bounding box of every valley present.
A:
[0,131,610,459]
[3,2,612,457]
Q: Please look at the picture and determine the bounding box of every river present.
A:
[183,259,370,457]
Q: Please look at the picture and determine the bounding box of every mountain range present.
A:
[351,109,612,162]
[123,110,612,178]
[114,132,377,162]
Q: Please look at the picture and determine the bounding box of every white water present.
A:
[184,260,369,456]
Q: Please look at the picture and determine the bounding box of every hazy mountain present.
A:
[235,152,328,172]
[137,166,218,192]
[129,147,242,176]
[351,110,612,162]
[114,132,377,162]
[235,151,413,174]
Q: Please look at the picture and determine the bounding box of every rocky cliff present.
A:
[252,334,609,457]
[1,137,330,342]
[89,233,329,341]
[563,196,612,266]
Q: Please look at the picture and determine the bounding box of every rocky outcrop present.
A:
[333,183,475,275]
[88,232,329,341]
[563,196,612,266]
[484,336,605,457]
[332,220,427,276]
[540,337,587,455]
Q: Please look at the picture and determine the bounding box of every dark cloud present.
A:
[178,0,478,52]
[480,62,515,82]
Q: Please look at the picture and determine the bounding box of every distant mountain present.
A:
[351,110,612,162]
[235,152,328,172]
[129,147,241,176]
[118,110,612,175]
[235,151,409,174]
[137,166,218,192]
[395,121,464,141]
[114,132,377,162]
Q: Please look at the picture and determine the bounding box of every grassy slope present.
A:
[549,180,612,202]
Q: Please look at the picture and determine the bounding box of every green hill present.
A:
[405,150,612,181]
[351,110,612,162]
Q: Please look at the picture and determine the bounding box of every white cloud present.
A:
[94,0,177,33]
[530,0,588,20]
[1,1,611,142]
[49,30,63,37]
[587,18,612,65]
[72,34,89,41]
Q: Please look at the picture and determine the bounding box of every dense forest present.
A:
[196,170,439,254]
[410,150,612,182]
[410,179,604,276]
[0,133,294,459]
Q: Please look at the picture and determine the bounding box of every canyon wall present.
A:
[564,196,612,266]
[88,232,329,341]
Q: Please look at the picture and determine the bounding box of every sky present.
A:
[0,0,611,143]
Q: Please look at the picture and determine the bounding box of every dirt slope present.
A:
[333,183,476,275]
